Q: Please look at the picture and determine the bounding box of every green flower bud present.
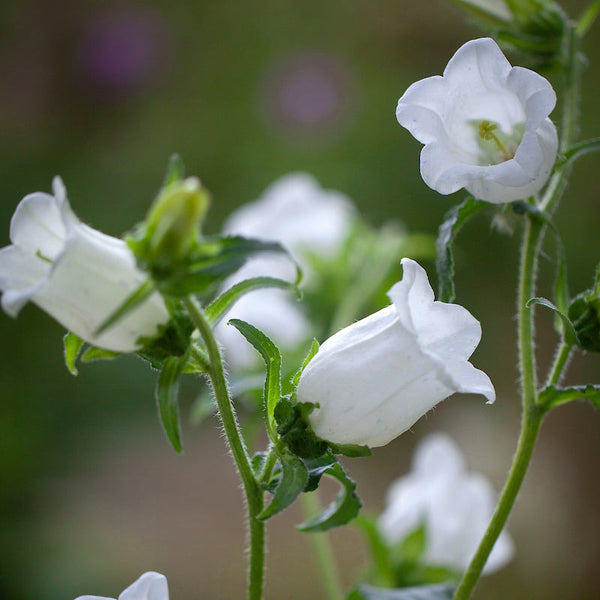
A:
[145,177,210,268]
[568,292,600,352]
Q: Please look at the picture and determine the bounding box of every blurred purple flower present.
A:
[74,7,172,99]
[261,52,356,140]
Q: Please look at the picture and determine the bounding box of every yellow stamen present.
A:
[478,120,511,159]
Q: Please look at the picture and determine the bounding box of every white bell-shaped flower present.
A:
[0,178,170,352]
[217,172,355,369]
[379,433,514,574]
[75,571,169,600]
[296,258,495,447]
[396,37,558,203]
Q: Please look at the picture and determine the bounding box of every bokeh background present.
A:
[1,1,599,598]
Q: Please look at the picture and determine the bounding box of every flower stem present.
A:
[301,491,344,600]
[183,295,266,600]
[452,405,544,600]
[452,212,545,600]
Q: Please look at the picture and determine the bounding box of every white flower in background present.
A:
[379,433,514,574]
[75,571,169,600]
[396,37,558,203]
[217,172,355,369]
[0,177,170,352]
[296,258,495,447]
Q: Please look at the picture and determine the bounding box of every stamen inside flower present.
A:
[471,119,524,166]
[35,249,52,264]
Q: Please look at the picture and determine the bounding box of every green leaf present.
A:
[63,332,85,375]
[291,338,320,388]
[228,318,282,442]
[555,138,600,170]
[526,297,577,345]
[577,0,600,36]
[189,391,215,425]
[395,524,427,563]
[206,276,300,326]
[156,355,186,453]
[297,462,361,532]
[538,383,600,409]
[353,584,454,600]
[162,154,186,187]
[94,279,156,337]
[81,346,121,362]
[258,452,308,521]
[354,514,395,587]
[436,198,488,303]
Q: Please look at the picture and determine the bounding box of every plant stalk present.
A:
[184,295,266,600]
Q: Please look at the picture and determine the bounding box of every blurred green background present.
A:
[1,0,599,598]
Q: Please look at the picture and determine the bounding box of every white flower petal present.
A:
[396,37,558,203]
[379,433,514,574]
[297,259,494,447]
[119,572,169,600]
[0,179,170,352]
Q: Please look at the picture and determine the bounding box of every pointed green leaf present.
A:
[156,355,186,453]
[228,318,282,442]
[555,138,600,170]
[258,452,309,521]
[63,332,85,375]
[189,391,216,426]
[538,383,600,410]
[328,442,372,457]
[354,583,454,600]
[436,198,488,303]
[577,0,600,36]
[292,339,320,388]
[206,276,300,326]
[526,297,577,345]
[162,154,186,187]
[297,462,361,532]
[354,514,396,588]
[94,279,156,337]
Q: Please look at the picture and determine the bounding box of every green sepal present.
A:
[538,383,600,410]
[328,442,372,458]
[576,0,600,37]
[128,232,297,298]
[257,451,309,521]
[436,198,488,303]
[94,279,156,338]
[274,398,328,460]
[162,153,186,187]
[291,339,320,388]
[156,355,187,453]
[228,318,282,442]
[63,332,85,375]
[297,462,361,532]
[349,583,454,600]
[554,137,600,171]
[526,297,577,346]
[137,301,197,368]
[206,276,301,326]
[81,347,121,362]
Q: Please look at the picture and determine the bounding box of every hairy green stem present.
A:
[453,212,544,599]
[184,296,265,600]
[545,341,573,388]
[301,492,344,600]
[452,406,544,600]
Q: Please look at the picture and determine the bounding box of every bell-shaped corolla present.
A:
[296,258,495,447]
[0,177,170,352]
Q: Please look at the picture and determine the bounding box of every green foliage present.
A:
[228,318,282,442]
[274,398,328,459]
[538,383,600,409]
[577,0,600,37]
[568,292,600,352]
[206,276,301,326]
[436,198,488,303]
[348,584,454,600]
[257,452,308,521]
[63,332,85,375]
[291,338,320,388]
[81,347,121,362]
[162,153,186,187]
[156,355,187,453]
[297,462,362,532]
[527,297,577,345]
